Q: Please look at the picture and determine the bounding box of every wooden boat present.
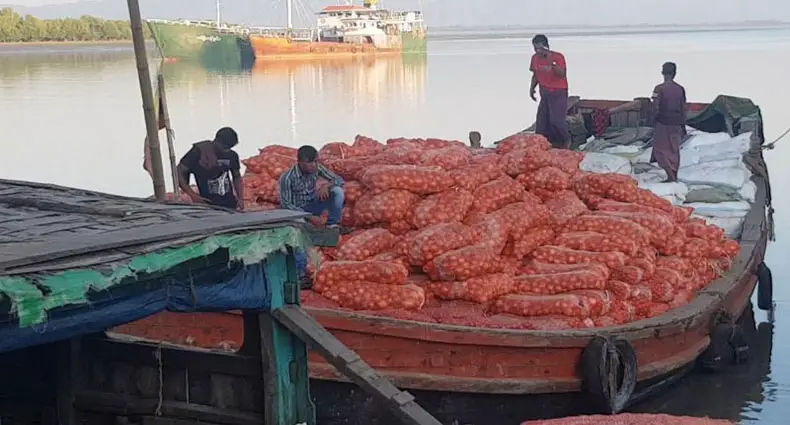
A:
[116,95,774,425]
[0,180,444,425]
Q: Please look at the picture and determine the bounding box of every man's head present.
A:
[297,145,319,174]
[662,62,677,79]
[532,34,550,57]
[214,127,239,150]
[469,131,481,148]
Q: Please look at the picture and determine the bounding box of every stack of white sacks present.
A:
[579,129,755,239]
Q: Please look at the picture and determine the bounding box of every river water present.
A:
[1,28,789,424]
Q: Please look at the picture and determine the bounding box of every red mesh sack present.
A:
[514,270,607,295]
[655,256,693,277]
[544,191,589,227]
[574,173,635,196]
[678,238,713,259]
[471,214,510,254]
[496,133,551,154]
[258,153,295,179]
[426,245,502,281]
[684,220,725,241]
[370,251,409,270]
[427,273,515,303]
[672,205,695,222]
[408,223,480,266]
[632,187,674,213]
[318,142,350,159]
[547,149,584,174]
[606,280,633,300]
[608,300,637,324]
[490,294,590,318]
[336,229,399,261]
[412,189,475,228]
[517,166,572,191]
[354,190,420,225]
[315,260,409,287]
[596,199,673,222]
[553,231,639,257]
[532,246,628,270]
[301,289,340,309]
[605,179,641,203]
[359,165,455,194]
[322,156,379,180]
[387,218,415,236]
[512,227,556,259]
[646,280,675,303]
[572,290,612,317]
[450,162,505,191]
[627,258,656,279]
[344,181,365,204]
[469,152,502,166]
[562,214,650,247]
[316,281,425,311]
[590,210,676,245]
[655,228,687,256]
[515,316,595,331]
[648,267,690,290]
[468,177,525,216]
[351,134,384,156]
[420,146,472,170]
[521,413,734,424]
[258,145,298,158]
[254,179,280,203]
[493,201,551,240]
[612,266,644,285]
[521,261,611,280]
[501,149,553,176]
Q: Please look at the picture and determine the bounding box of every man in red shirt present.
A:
[530,34,570,149]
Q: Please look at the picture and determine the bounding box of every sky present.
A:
[2,0,790,27]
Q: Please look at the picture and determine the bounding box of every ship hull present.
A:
[250,29,427,60]
[147,21,254,69]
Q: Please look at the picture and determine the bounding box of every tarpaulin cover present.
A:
[686,95,763,137]
[522,414,734,424]
[0,261,270,353]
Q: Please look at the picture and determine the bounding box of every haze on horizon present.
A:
[2,0,788,28]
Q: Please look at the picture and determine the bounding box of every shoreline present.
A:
[0,40,134,47]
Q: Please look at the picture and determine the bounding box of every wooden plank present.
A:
[0,210,309,272]
[74,391,261,425]
[55,338,80,425]
[273,305,442,425]
[260,253,316,425]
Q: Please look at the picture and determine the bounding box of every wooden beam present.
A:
[55,338,80,425]
[126,0,166,201]
[273,305,443,425]
[157,73,180,198]
[260,253,316,425]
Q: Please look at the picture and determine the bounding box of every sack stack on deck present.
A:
[583,129,757,239]
[521,413,734,424]
[242,133,743,331]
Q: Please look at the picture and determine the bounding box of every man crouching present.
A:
[278,145,345,229]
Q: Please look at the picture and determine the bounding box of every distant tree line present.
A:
[0,8,150,43]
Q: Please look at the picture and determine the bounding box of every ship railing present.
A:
[248,27,316,40]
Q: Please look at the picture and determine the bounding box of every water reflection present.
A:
[0,48,132,82]
[634,305,775,423]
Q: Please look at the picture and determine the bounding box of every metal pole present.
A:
[157,74,180,198]
[286,0,293,29]
[127,0,166,201]
[216,0,221,29]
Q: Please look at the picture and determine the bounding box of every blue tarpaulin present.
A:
[0,262,270,353]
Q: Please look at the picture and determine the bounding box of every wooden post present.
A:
[260,253,316,425]
[127,0,166,201]
[55,338,80,425]
[157,74,180,198]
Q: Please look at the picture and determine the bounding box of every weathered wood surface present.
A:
[273,305,443,425]
[0,179,309,274]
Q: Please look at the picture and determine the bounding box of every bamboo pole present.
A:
[127,0,166,201]
[157,74,180,198]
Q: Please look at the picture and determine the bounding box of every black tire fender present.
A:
[580,335,638,414]
[757,262,773,311]
[699,322,749,372]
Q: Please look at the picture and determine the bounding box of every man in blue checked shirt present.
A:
[279,145,345,229]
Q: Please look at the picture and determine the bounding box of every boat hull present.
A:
[250,29,426,60]
[147,21,254,69]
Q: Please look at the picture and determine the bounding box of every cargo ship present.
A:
[146,0,427,63]
[249,0,427,60]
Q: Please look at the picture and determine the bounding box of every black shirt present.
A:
[179,142,240,209]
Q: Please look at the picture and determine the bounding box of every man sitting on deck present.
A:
[530,34,571,149]
[651,61,687,182]
[177,127,244,210]
[279,146,345,229]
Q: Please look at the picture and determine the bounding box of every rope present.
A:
[763,125,790,150]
